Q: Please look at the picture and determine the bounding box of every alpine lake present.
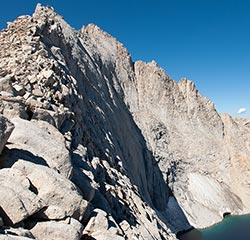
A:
[178,214,250,240]
[200,214,250,240]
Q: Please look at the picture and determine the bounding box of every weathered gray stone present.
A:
[0,91,13,98]
[83,209,125,240]
[3,228,34,239]
[0,115,14,154]
[31,88,43,97]
[0,76,14,94]
[0,98,27,120]
[31,108,56,127]
[37,205,66,220]
[25,98,50,111]
[8,118,72,178]
[0,235,34,240]
[13,160,88,221]
[12,84,25,96]
[31,218,83,240]
[0,168,44,225]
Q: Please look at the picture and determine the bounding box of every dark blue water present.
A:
[201,214,250,240]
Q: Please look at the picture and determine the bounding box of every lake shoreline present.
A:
[200,213,250,240]
[176,213,250,240]
[199,212,250,230]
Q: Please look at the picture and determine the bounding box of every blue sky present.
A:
[1,0,250,117]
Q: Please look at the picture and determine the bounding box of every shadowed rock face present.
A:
[0,3,249,240]
[0,115,14,154]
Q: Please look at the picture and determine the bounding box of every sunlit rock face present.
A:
[78,13,250,228]
[125,62,250,227]
[0,3,249,240]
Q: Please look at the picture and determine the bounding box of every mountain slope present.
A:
[0,3,249,240]
[77,6,250,227]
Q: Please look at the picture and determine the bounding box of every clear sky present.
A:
[1,0,250,118]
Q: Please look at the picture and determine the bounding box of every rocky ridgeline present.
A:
[0,3,249,240]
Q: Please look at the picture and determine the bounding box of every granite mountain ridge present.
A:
[0,4,249,240]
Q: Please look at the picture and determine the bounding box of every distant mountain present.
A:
[0,4,249,240]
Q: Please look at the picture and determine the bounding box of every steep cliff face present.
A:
[77,13,250,228]
[129,63,250,226]
[0,4,249,240]
[127,62,250,227]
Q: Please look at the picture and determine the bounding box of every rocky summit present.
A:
[0,4,249,240]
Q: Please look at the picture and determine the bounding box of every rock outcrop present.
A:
[0,115,14,154]
[0,3,249,240]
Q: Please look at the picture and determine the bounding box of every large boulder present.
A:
[8,118,72,178]
[82,209,125,240]
[0,75,14,94]
[0,115,14,154]
[0,168,44,225]
[12,160,89,221]
[30,218,83,240]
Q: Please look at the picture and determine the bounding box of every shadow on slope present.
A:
[0,146,49,168]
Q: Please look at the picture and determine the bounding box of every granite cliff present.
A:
[0,4,249,240]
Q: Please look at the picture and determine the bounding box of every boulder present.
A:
[31,218,83,240]
[0,98,28,120]
[82,209,125,240]
[0,168,44,225]
[0,115,14,154]
[31,108,56,127]
[12,84,25,96]
[8,118,72,178]
[0,76,14,94]
[12,160,88,221]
